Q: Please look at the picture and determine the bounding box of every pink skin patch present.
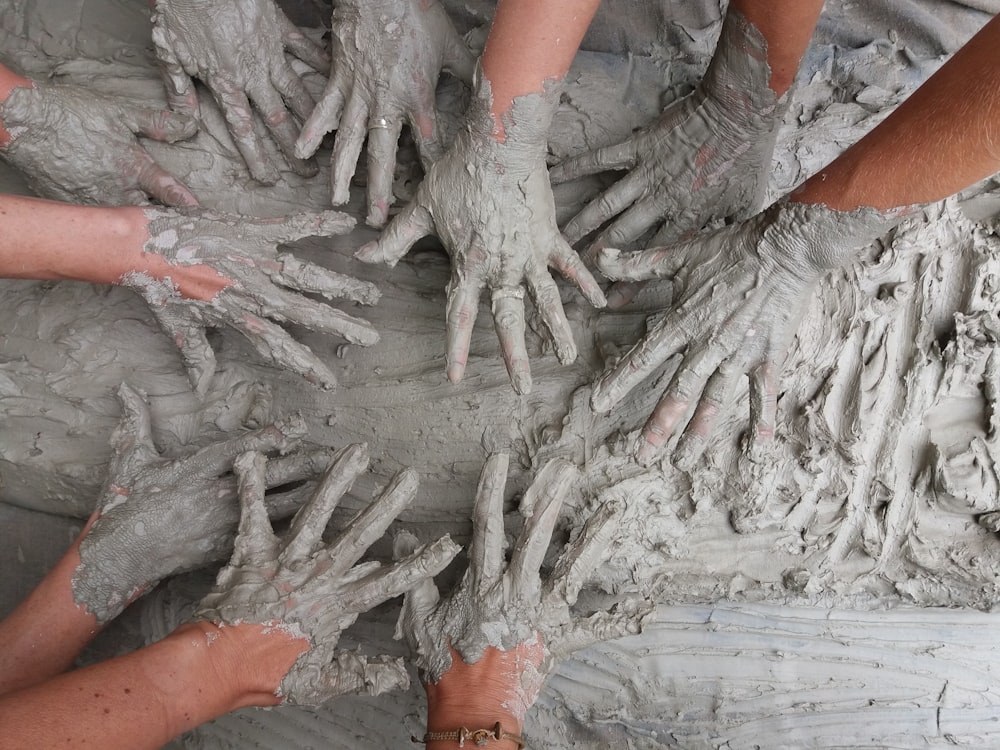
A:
[243,314,269,335]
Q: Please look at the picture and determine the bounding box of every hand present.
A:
[193,444,461,705]
[122,207,380,394]
[0,82,198,206]
[295,0,475,228]
[71,383,335,625]
[394,454,652,723]
[590,201,900,467]
[551,10,786,259]
[355,75,606,394]
[151,0,329,184]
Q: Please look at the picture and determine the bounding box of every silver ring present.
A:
[491,286,525,302]
[371,117,390,130]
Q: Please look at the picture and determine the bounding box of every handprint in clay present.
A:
[71,383,338,625]
[151,0,329,183]
[193,445,461,705]
[356,74,606,394]
[551,10,786,270]
[0,81,199,206]
[122,207,380,394]
[295,0,475,228]
[590,201,901,467]
[394,454,652,719]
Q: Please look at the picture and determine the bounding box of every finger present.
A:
[354,199,434,267]
[443,33,476,85]
[150,35,200,118]
[392,532,444,650]
[548,238,607,308]
[507,459,576,600]
[277,12,330,72]
[245,210,356,243]
[271,253,381,306]
[270,58,316,123]
[345,535,461,611]
[122,106,198,143]
[526,268,576,365]
[144,304,216,396]
[593,196,667,252]
[561,170,646,246]
[281,443,368,562]
[263,482,316,521]
[230,451,279,567]
[594,244,688,283]
[469,454,509,591]
[132,150,200,207]
[330,92,369,205]
[549,138,638,184]
[296,75,347,160]
[246,282,380,346]
[673,363,741,472]
[207,73,280,185]
[605,281,647,310]
[441,264,486,384]
[491,288,531,395]
[189,414,308,477]
[408,104,444,167]
[746,360,778,461]
[313,653,409,700]
[248,80,318,178]
[545,498,623,607]
[326,468,419,575]
[109,382,158,466]
[366,113,404,228]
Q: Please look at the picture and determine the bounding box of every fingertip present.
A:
[354,241,383,264]
[511,370,532,395]
[446,361,465,384]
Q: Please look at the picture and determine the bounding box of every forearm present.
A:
[0,62,33,145]
[729,0,824,95]
[0,621,305,749]
[794,14,1000,211]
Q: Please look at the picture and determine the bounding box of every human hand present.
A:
[295,0,474,228]
[551,11,786,259]
[590,201,900,466]
[394,454,651,727]
[151,0,329,184]
[0,82,198,206]
[193,444,461,705]
[71,383,335,625]
[355,76,606,394]
[121,207,379,394]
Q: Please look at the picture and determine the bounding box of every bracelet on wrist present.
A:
[413,722,524,748]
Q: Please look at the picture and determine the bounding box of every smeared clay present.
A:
[0,81,198,206]
[72,383,315,625]
[553,7,790,253]
[151,0,328,183]
[193,446,461,705]
[295,0,474,227]
[122,206,379,394]
[356,67,607,393]
[394,454,653,694]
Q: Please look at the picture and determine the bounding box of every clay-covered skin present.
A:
[0,83,199,206]
[356,74,606,394]
[590,201,902,466]
[71,383,334,625]
[295,0,475,228]
[151,0,329,184]
[193,445,461,705]
[394,454,652,698]
[552,9,786,256]
[124,207,380,394]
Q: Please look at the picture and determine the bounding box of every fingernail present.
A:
[512,371,532,395]
[606,286,632,309]
[446,363,465,384]
[355,242,381,263]
[635,439,658,464]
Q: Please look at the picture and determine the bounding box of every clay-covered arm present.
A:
[0,620,307,749]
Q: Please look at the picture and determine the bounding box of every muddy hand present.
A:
[193,445,460,705]
[295,0,474,228]
[119,207,379,394]
[0,81,198,206]
[151,0,329,183]
[355,70,605,394]
[551,9,787,296]
[590,201,901,468]
[71,384,332,624]
[394,453,651,719]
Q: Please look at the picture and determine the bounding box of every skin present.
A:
[0,62,198,206]
[593,14,1000,465]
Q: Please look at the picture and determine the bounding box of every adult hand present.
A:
[395,454,651,729]
[0,82,198,206]
[151,0,329,184]
[551,11,786,258]
[356,76,606,394]
[590,201,900,467]
[193,445,461,705]
[122,207,380,394]
[295,0,474,228]
[71,383,336,625]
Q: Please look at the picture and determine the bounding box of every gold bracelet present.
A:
[412,722,525,748]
